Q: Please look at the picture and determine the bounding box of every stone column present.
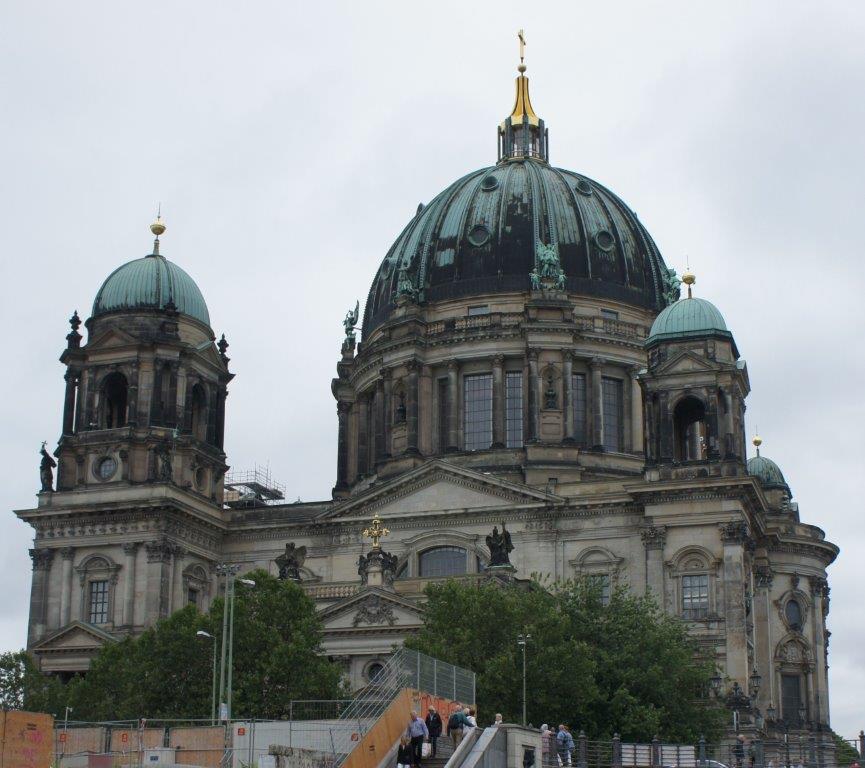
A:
[335,401,350,491]
[527,351,540,442]
[492,355,505,448]
[447,360,459,451]
[590,357,605,450]
[62,370,79,435]
[754,566,775,712]
[640,526,666,603]
[630,366,643,454]
[59,547,75,626]
[171,546,187,612]
[419,365,433,455]
[127,362,139,427]
[382,369,393,459]
[722,389,735,459]
[356,395,369,479]
[122,542,139,627]
[809,576,829,725]
[28,549,55,644]
[144,539,172,623]
[563,353,575,442]
[406,361,420,454]
[374,379,386,463]
[719,521,750,685]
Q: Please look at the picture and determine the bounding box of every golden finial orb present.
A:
[752,435,762,448]
[681,268,695,298]
[150,215,166,237]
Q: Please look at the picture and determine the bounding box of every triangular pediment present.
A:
[654,350,721,376]
[324,460,562,521]
[31,621,117,654]
[319,588,424,631]
[85,326,140,350]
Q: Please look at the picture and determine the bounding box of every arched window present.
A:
[418,546,468,578]
[100,373,128,429]
[674,397,707,461]
[190,384,208,442]
[785,599,803,631]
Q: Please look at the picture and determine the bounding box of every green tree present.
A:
[833,732,860,767]
[0,649,69,715]
[406,578,724,742]
[68,569,343,720]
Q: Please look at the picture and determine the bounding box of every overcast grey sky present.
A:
[1,0,862,739]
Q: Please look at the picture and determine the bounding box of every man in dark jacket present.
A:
[425,707,443,758]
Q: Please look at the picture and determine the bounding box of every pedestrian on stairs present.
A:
[406,711,429,768]
[447,705,469,748]
[425,707,443,758]
[397,738,413,768]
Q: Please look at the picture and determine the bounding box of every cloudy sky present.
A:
[2,0,863,739]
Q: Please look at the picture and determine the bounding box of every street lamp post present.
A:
[517,633,531,727]
[197,630,217,725]
[215,564,255,722]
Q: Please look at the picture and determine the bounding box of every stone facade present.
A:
[15,64,837,747]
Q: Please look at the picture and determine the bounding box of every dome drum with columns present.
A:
[16,41,838,750]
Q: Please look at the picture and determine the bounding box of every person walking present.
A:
[556,725,574,767]
[447,705,468,748]
[425,706,443,758]
[406,711,429,768]
[397,738,413,768]
[466,708,478,729]
[540,725,554,767]
[733,735,746,768]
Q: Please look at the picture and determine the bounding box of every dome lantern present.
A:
[498,30,548,163]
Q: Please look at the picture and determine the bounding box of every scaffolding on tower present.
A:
[224,465,285,508]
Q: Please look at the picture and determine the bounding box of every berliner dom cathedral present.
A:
[16,42,836,746]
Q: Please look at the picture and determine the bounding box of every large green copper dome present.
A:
[647,296,730,344]
[92,253,211,326]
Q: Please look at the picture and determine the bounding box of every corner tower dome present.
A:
[92,217,211,326]
[361,53,676,337]
[747,436,790,492]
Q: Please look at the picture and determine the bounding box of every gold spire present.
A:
[149,206,166,256]
[505,29,539,128]
[753,433,762,456]
[682,261,695,299]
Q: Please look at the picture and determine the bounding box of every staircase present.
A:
[423,735,455,768]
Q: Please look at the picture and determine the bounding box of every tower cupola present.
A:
[497,30,548,162]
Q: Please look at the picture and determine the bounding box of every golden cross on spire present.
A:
[362,513,390,550]
[518,29,526,71]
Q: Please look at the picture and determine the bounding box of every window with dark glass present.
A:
[785,599,803,631]
[101,372,128,429]
[505,372,523,448]
[88,580,109,624]
[587,573,612,606]
[682,574,709,619]
[602,377,624,452]
[781,674,803,726]
[572,374,587,445]
[418,547,468,578]
[600,309,619,321]
[467,305,490,316]
[188,588,199,607]
[437,379,448,452]
[464,374,493,450]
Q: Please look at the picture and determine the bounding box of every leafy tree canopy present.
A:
[10,570,344,720]
[405,578,725,742]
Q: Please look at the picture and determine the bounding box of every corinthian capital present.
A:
[640,525,667,549]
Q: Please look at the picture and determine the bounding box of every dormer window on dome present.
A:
[497,31,548,163]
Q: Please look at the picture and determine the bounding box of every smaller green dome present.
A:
[748,454,789,490]
[647,297,731,344]
[93,254,210,326]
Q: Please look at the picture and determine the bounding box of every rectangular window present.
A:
[587,574,612,606]
[505,372,523,448]
[464,374,493,451]
[600,309,619,320]
[572,373,587,445]
[188,588,199,607]
[602,377,624,452]
[88,580,109,624]
[437,379,448,452]
[467,305,490,316]
[681,574,709,619]
[781,674,803,726]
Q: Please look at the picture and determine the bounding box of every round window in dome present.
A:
[575,179,593,196]
[467,225,491,247]
[595,230,615,252]
[95,456,117,481]
[481,175,499,191]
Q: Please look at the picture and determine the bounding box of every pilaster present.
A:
[28,548,55,645]
[640,525,666,602]
[59,547,75,627]
[122,542,140,627]
[719,521,750,685]
[492,355,505,448]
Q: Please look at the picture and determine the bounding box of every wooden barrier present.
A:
[0,711,54,768]
[170,725,224,768]
[54,727,106,757]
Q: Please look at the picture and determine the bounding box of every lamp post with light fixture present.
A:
[215,564,255,721]
[196,630,217,724]
[517,633,531,727]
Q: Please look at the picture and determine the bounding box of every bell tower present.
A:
[639,271,749,480]
[52,216,233,502]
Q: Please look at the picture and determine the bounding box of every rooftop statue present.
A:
[39,442,56,493]
[276,542,307,581]
[393,266,417,302]
[486,523,514,567]
[532,242,566,291]
[343,301,360,342]
[662,268,682,306]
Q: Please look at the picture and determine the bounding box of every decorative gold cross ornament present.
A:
[518,29,526,66]
[362,513,390,550]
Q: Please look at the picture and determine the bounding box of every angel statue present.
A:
[343,301,360,342]
[486,523,514,567]
[276,542,307,581]
[662,268,681,306]
[39,441,56,493]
